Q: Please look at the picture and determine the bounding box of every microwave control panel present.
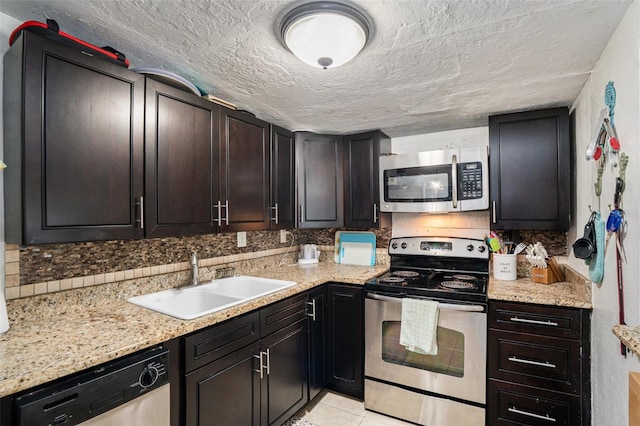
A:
[458,162,483,199]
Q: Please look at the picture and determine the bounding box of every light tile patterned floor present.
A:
[292,390,415,426]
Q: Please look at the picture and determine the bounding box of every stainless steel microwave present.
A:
[379,146,489,213]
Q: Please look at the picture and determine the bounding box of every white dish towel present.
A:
[399,298,439,355]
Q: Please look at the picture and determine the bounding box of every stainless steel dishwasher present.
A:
[12,346,170,426]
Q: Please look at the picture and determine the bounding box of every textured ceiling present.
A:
[0,0,632,137]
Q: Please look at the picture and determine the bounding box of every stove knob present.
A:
[478,245,486,253]
[467,244,474,252]
[391,242,398,249]
[401,242,407,249]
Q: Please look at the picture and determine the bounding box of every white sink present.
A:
[127,276,297,320]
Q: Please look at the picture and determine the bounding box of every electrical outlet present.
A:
[280,229,288,243]
[237,231,247,247]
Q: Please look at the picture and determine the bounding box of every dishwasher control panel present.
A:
[13,346,169,426]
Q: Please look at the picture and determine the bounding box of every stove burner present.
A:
[440,281,478,290]
[379,277,406,284]
[452,274,476,281]
[392,270,420,278]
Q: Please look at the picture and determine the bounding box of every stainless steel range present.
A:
[364,236,489,426]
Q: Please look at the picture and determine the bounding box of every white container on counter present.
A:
[493,253,517,280]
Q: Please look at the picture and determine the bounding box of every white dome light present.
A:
[280,2,372,69]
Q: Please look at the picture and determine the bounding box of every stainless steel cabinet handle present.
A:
[451,154,458,209]
[265,349,270,375]
[492,201,497,223]
[509,316,559,327]
[214,201,222,224]
[253,353,264,379]
[271,203,279,224]
[136,196,144,229]
[508,407,557,422]
[508,356,556,369]
[307,299,316,321]
[373,203,378,224]
[299,205,304,223]
[222,200,229,225]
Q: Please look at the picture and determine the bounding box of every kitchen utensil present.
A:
[513,242,527,255]
[489,238,501,253]
[573,212,597,259]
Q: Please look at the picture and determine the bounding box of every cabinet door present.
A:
[185,342,261,426]
[489,108,570,231]
[270,125,296,229]
[307,286,329,400]
[145,79,220,237]
[220,109,270,231]
[4,32,144,244]
[261,319,309,426]
[296,132,344,228]
[343,131,391,228]
[327,283,364,398]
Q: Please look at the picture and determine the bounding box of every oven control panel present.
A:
[389,237,489,259]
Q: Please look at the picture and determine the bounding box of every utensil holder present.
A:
[531,267,562,284]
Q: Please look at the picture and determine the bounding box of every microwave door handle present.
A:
[451,154,458,209]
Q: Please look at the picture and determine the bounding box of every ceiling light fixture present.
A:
[279,1,372,69]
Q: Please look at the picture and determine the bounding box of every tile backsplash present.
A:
[4,228,392,299]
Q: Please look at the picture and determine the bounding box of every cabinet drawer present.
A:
[260,293,307,337]
[488,379,583,426]
[489,301,583,339]
[489,330,581,395]
[185,311,260,373]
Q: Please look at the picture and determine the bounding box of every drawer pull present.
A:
[508,406,557,422]
[307,299,316,321]
[508,356,556,369]
[510,316,558,327]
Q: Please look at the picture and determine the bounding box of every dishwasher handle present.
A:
[366,293,485,312]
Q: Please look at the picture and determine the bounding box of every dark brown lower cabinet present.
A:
[186,342,261,425]
[326,283,364,399]
[180,294,309,426]
[308,286,329,401]
[488,301,591,426]
[261,320,309,426]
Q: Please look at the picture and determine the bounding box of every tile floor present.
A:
[292,390,415,425]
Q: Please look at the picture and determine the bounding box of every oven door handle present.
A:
[366,293,485,312]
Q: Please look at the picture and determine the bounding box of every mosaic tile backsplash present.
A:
[13,228,392,286]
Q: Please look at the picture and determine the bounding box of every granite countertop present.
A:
[488,264,592,309]
[0,261,593,398]
[612,325,640,357]
[0,262,387,398]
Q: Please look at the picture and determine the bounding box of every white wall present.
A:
[569,2,640,425]
[0,13,22,299]
[390,127,490,240]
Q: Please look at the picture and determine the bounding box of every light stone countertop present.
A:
[488,263,593,309]
[612,325,640,357]
[0,261,593,398]
[0,262,386,398]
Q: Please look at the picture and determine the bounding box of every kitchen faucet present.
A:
[190,252,199,286]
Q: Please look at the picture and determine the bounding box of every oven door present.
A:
[364,293,487,405]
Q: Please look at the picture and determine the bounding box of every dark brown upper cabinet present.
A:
[3,32,145,244]
[295,132,344,228]
[343,131,391,229]
[144,79,220,238]
[489,108,570,231]
[220,109,271,232]
[270,125,296,230]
